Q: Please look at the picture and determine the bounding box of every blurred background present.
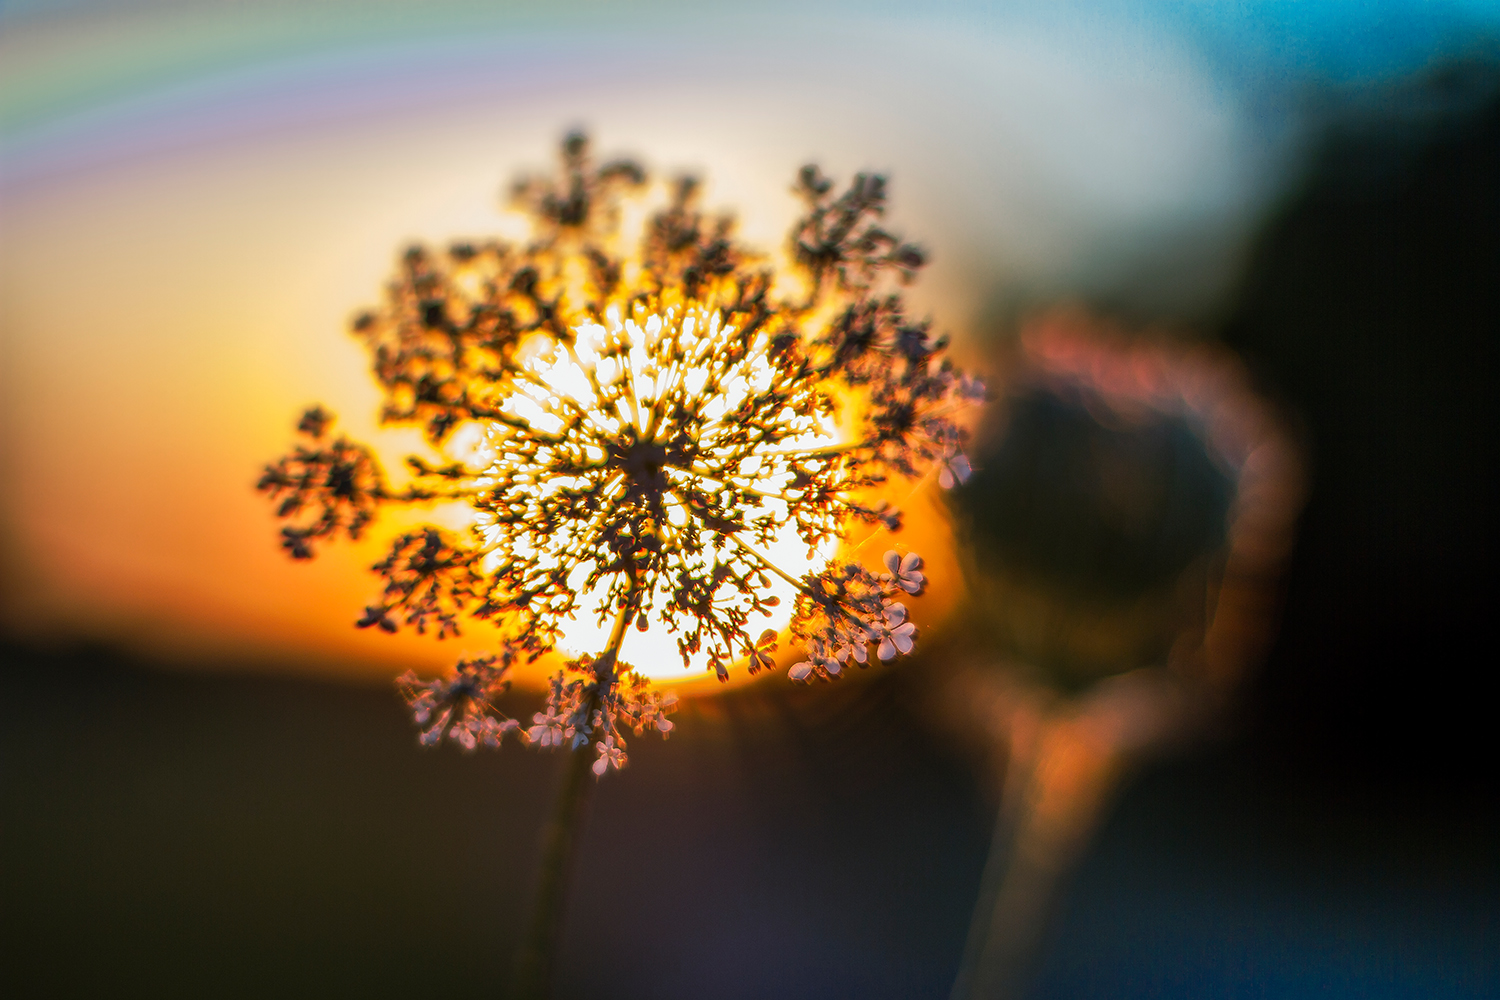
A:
[2,1,1497,997]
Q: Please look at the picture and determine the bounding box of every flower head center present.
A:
[617,438,669,494]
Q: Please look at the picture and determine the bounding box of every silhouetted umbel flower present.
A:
[259,132,982,773]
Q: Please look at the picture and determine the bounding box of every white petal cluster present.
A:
[787,549,926,682]
[877,602,918,661]
[883,550,926,594]
[525,658,680,775]
[397,655,520,750]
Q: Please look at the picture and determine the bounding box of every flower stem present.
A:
[509,593,635,1000]
[508,738,598,1000]
[948,714,1126,1000]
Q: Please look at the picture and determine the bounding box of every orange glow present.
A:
[0,142,972,691]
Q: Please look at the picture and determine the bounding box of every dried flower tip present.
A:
[297,406,333,439]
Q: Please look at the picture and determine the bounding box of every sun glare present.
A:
[479,304,840,680]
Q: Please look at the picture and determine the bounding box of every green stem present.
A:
[509,591,636,1000]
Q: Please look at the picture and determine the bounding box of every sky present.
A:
[3,0,1497,683]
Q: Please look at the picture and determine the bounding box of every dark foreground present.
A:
[3,644,1495,1000]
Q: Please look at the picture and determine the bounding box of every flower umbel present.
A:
[259,133,983,771]
[395,653,520,749]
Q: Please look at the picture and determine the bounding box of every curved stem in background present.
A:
[510,594,635,1000]
[948,714,1127,1000]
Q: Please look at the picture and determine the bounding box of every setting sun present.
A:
[484,305,841,681]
